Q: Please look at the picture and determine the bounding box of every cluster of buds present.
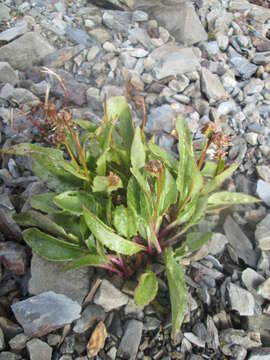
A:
[144,160,163,177]
[201,122,232,160]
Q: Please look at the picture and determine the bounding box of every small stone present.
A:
[0,4,10,21]
[146,104,179,134]
[0,21,28,42]
[89,28,111,44]
[208,233,228,256]
[0,62,18,85]
[60,335,75,354]
[0,327,5,351]
[184,333,205,348]
[257,278,270,300]
[220,329,261,349]
[11,291,81,337]
[94,279,129,312]
[242,268,265,304]
[0,352,21,360]
[255,214,270,251]
[216,33,229,51]
[47,334,61,347]
[43,45,85,68]
[257,166,270,183]
[249,348,270,359]
[0,317,22,342]
[169,75,189,93]
[117,320,143,360]
[66,27,93,47]
[227,283,255,316]
[245,133,258,146]
[86,87,102,112]
[0,242,27,275]
[133,10,148,22]
[143,317,161,331]
[257,180,270,207]
[201,67,228,104]
[27,339,52,360]
[9,333,29,351]
[73,304,106,334]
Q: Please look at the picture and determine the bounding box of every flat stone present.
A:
[208,233,228,256]
[0,62,19,85]
[43,44,85,68]
[249,348,270,359]
[227,283,255,316]
[229,48,257,80]
[11,291,81,337]
[257,278,270,300]
[135,1,207,46]
[73,304,106,334]
[224,216,256,267]
[247,315,270,345]
[255,214,270,251]
[117,320,143,360]
[150,45,201,80]
[0,242,27,275]
[0,4,10,21]
[201,67,228,104]
[29,253,91,305]
[0,21,28,42]
[0,32,54,71]
[220,329,261,350]
[0,352,21,360]
[94,279,129,312]
[103,10,132,33]
[242,268,265,305]
[256,166,270,183]
[184,332,205,348]
[89,28,111,44]
[257,180,270,207]
[145,104,180,134]
[26,339,52,360]
[66,27,93,47]
[9,333,30,351]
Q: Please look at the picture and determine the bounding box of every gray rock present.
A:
[26,339,52,360]
[242,268,265,304]
[0,62,19,85]
[47,334,61,347]
[229,0,251,11]
[0,242,27,275]
[117,320,143,360]
[184,332,205,348]
[145,104,179,134]
[0,21,28,42]
[257,278,270,300]
[0,352,21,360]
[248,348,270,359]
[0,87,39,106]
[73,304,105,334]
[220,329,261,350]
[169,75,189,93]
[247,315,270,345]
[0,4,10,21]
[86,87,102,112]
[89,28,111,44]
[201,67,228,104]
[9,333,30,351]
[94,279,129,312]
[11,291,81,337]
[0,32,54,71]
[0,317,23,342]
[43,45,85,68]
[143,316,161,331]
[0,327,5,351]
[29,253,91,305]
[66,27,93,47]
[227,283,255,316]
[208,233,228,256]
[206,316,219,350]
[135,1,207,46]
[257,180,270,207]
[256,166,270,183]
[229,48,257,80]
[132,10,148,22]
[150,44,201,80]
[253,52,270,66]
[0,193,22,241]
[103,10,132,33]
[255,215,270,251]
[224,216,256,267]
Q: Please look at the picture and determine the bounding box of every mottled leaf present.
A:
[131,127,145,170]
[135,271,158,306]
[202,163,239,195]
[158,169,178,215]
[113,205,137,238]
[208,191,260,208]
[31,193,60,214]
[175,232,212,258]
[54,191,97,216]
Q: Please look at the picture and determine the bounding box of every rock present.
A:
[86,87,102,112]
[0,4,10,21]
[227,283,255,316]
[132,10,148,22]
[0,193,22,241]
[145,104,180,134]
[0,21,28,42]
[220,329,261,350]
[0,317,23,342]
[255,215,270,251]
[0,32,54,71]
[89,28,111,44]
[253,52,270,65]
[43,45,85,68]
[229,48,257,80]
[224,216,256,267]
[206,316,219,350]
[26,339,52,360]
[242,268,265,304]
[117,320,143,360]
[73,304,106,334]
[201,67,228,104]
[103,10,132,33]
[149,45,201,80]
[208,233,228,256]
[246,133,258,146]
[0,242,27,275]
[94,279,129,312]
[248,348,270,359]
[0,62,19,85]
[257,278,270,300]
[135,1,207,46]
[11,291,81,337]
[0,327,5,351]
[184,332,205,348]
[0,352,21,360]
[47,334,61,347]
[257,180,270,207]
[66,27,93,47]
[256,166,270,183]
[0,87,39,107]
[29,253,91,305]
[9,333,30,351]
[247,315,270,345]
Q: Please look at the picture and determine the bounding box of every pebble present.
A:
[227,283,255,316]
[94,279,129,312]
[73,304,106,334]
[255,214,270,251]
[256,180,270,207]
[26,339,52,360]
[0,327,5,351]
[9,333,29,351]
[257,278,270,300]
[117,320,143,360]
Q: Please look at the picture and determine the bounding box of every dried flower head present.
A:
[144,160,163,175]
[201,122,216,135]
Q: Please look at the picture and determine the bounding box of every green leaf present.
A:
[130,167,152,201]
[165,247,187,341]
[31,193,60,214]
[23,228,87,261]
[127,177,141,215]
[54,191,97,216]
[72,119,98,131]
[175,117,203,204]
[175,195,199,226]
[158,169,178,216]
[148,142,178,175]
[134,271,158,306]
[14,211,76,242]
[188,196,208,227]
[131,127,146,169]
[92,173,123,194]
[83,207,145,255]
[202,163,239,195]
[62,254,108,271]
[113,205,137,239]
[60,162,89,181]
[208,191,260,208]
[201,161,217,178]
[175,232,212,258]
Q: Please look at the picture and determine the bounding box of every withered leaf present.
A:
[87,321,107,358]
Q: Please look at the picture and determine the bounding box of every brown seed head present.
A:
[144,160,163,175]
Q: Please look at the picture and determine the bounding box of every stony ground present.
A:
[0,0,270,359]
